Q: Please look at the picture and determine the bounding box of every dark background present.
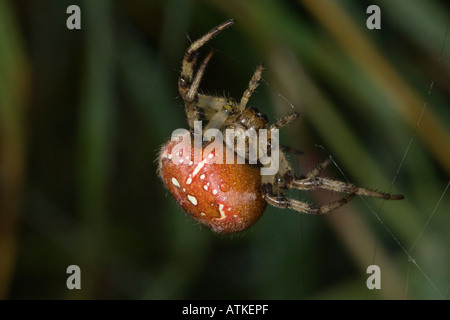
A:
[1,0,449,299]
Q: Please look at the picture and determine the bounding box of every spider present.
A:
[158,19,403,234]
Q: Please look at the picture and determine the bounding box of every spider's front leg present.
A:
[239,64,264,111]
[178,19,235,128]
[269,112,299,131]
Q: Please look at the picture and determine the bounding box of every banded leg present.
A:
[269,112,299,131]
[305,157,332,178]
[179,19,235,95]
[262,182,356,215]
[292,176,404,200]
[278,156,403,200]
[265,112,300,168]
[178,19,235,128]
[186,50,214,102]
[239,64,264,111]
[262,158,359,214]
[183,51,214,127]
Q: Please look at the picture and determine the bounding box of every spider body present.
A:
[159,135,266,233]
[158,19,403,234]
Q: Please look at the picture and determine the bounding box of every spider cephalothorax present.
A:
[158,19,403,234]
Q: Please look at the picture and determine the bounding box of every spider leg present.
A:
[179,19,235,128]
[185,19,235,59]
[179,19,234,90]
[269,112,299,131]
[305,157,332,178]
[271,141,326,184]
[262,181,356,214]
[261,152,359,215]
[264,112,300,167]
[239,64,264,110]
[292,176,404,200]
[186,50,214,102]
[276,153,403,200]
[180,50,214,127]
[262,146,402,217]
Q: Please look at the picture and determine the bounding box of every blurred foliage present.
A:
[0,0,449,299]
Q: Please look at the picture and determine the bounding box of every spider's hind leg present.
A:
[261,150,359,215]
[292,176,404,200]
[261,178,356,215]
[282,156,403,200]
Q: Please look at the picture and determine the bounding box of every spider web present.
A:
[249,16,450,300]
[211,12,449,299]
[323,17,450,299]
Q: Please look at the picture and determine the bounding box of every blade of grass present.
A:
[77,0,115,298]
[0,0,30,299]
[300,0,450,176]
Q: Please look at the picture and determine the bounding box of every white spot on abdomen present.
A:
[171,177,180,188]
[187,195,198,206]
[216,204,227,220]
